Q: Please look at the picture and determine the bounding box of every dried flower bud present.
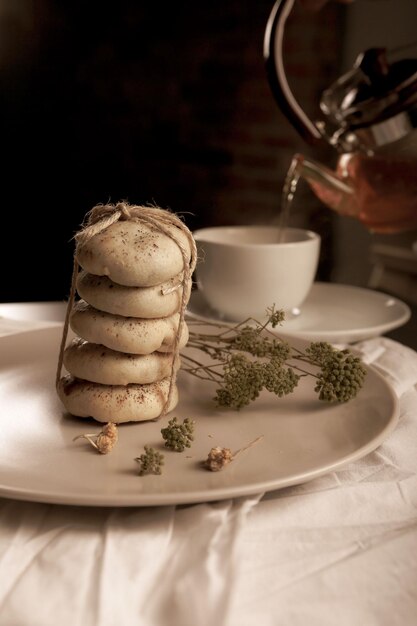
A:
[135,446,164,476]
[161,416,195,452]
[73,422,118,454]
[204,436,264,472]
[205,446,234,471]
[96,422,118,453]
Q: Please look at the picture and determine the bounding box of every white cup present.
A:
[192,225,320,321]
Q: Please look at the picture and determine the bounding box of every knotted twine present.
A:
[56,201,197,419]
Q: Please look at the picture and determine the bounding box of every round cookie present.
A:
[57,375,178,423]
[76,271,192,319]
[70,300,189,354]
[63,338,180,385]
[76,220,192,287]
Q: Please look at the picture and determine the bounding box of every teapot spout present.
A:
[291,154,358,217]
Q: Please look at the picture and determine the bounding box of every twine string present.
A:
[56,201,197,418]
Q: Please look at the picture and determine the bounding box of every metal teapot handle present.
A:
[264,0,322,144]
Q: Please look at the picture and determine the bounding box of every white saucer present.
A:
[186,282,411,344]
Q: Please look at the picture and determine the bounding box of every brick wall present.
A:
[0,0,344,300]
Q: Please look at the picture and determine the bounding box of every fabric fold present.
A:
[0,495,261,626]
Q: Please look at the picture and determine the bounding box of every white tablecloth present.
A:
[1,324,417,626]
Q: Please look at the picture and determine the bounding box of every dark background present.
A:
[0,0,343,302]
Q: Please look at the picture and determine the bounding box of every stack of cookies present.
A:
[57,214,194,424]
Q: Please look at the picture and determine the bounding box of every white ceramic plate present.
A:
[0,324,399,507]
[187,283,411,344]
[0,301,66,336]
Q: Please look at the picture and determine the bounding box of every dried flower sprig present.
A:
[182,306,367,410]
[204,435,264,471]
[303,342,367,402]
[135,446,165,475]
[73,422,118,454]
[161,417,195,452]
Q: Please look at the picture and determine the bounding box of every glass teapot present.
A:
[264,0,417,233]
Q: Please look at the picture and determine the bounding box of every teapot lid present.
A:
[320,48,417,148]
